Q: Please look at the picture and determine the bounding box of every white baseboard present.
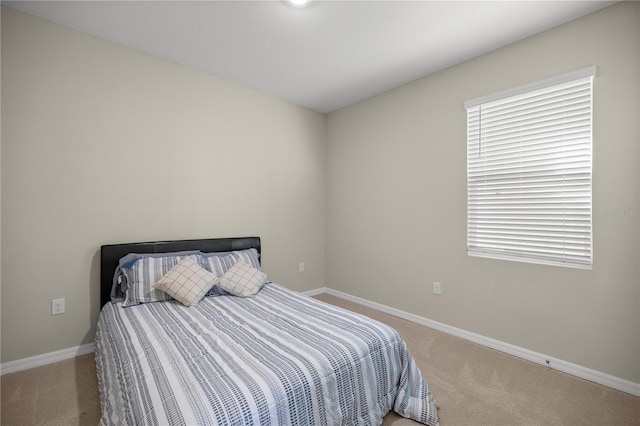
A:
[1,289,326,376]
[1,342,95,376]
[319,287,640,397]
[3,288,639,398]
[302,287,327,297]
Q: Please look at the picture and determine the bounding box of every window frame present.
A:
[465,66,595,269]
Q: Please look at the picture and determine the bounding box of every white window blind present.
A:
[466,67,594,269]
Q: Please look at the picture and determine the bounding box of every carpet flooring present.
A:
[1,293,638,425]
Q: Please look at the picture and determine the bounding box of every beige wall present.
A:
[1,7,326,362]
[2,2,639,386]
[327,2,640,383]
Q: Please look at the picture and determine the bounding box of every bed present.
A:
[96,237,439,425]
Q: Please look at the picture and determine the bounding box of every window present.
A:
[465,67,595,269]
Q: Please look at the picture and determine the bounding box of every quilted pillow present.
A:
[152,258,217,307]
[217,259,267,297]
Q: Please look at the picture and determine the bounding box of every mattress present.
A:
[95,282,439,425]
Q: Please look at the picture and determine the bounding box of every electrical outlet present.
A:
[433,282,442,295]
[51,298,65,315]
[298,262,305,273]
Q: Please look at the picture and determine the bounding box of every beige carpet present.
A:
[2,293,638,425]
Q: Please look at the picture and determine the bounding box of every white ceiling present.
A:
[4,0,615,113]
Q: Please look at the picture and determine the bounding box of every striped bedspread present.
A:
[95,283,439,425]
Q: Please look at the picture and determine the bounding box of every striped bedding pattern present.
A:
[95,283,439,426]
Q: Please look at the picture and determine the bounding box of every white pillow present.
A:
[152,257,217,307]
[217,260,267,297]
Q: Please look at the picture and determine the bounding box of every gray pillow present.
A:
[114,250,202,298]
[117,251,203,307]
[200,249,262,297]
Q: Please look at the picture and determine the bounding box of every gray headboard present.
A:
[100,237,261,307]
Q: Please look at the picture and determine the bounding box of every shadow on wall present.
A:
[88,248,101,340]
[75,248,102,414]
